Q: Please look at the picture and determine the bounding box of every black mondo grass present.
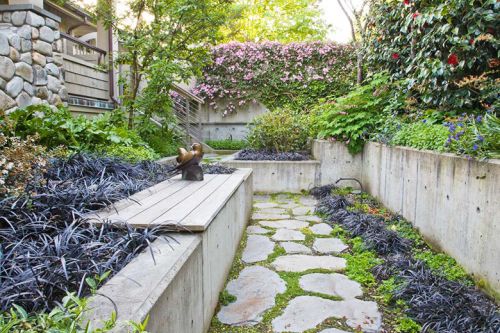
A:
[312,184,500,333]
[0,154,176,312]
[235,148,311,161]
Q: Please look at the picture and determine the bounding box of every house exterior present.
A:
[0,0,119,115]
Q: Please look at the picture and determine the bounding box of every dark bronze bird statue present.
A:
[168,143,205,180]
[175,143,204,171]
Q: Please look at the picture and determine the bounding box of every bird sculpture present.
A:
[173,143,204,180]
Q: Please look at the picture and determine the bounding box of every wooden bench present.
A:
[88,169,251,231]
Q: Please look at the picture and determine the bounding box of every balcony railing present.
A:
[60,32,106,65]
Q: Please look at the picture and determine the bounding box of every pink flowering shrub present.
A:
[193,42,356,115]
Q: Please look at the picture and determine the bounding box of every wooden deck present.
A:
[87,168,252,231]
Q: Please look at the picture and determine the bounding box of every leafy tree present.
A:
[95,0,232,128]
[220,0,329,42]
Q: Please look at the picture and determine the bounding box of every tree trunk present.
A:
[356,47,363,84]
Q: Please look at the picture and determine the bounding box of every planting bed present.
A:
[235,149,311,161]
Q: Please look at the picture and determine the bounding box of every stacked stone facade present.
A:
[0,6,67,112]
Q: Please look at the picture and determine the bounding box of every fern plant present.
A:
[316,73,392,154]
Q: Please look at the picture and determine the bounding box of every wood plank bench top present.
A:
[86,168,252,231]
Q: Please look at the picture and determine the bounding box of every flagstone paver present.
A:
[309,223,333,235]
[260,219,309,230]
[271,296,381,333]
[272,229,305,241]
[252,213,290,220]
[292,206,314,216]
[217,266,286,326]
[254,202,279,209]
[259,208,289,214]
[242,235,275,263]
[295,215,322,223]
[280,242,312,254]
[247,225,269,234]
[214,194,381,333]
[271,255,346,272]
[313,238,348,254]
[299,273,363,299]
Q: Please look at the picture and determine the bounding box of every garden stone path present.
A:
[242,235,275,264]
[213,194,382,332]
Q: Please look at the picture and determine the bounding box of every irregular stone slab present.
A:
[295,215,322,223]
[319,329,351,333]
[300,197,318,206]
[259,207,288,214]
[313,238,348,254]
[292,206,314,216]
[252,213,290,220]
[247,225,269,234]
[242,235,274,264]
[217,266,286,326]
[277,202,300,209]
[254,202,278,209]
[272,296,381,333]
[299,273,362,299]
[260,220,309,230]
[272,229,305,242]
[271,255,346,272]
[281,242,311,254]
[253,194,271,202]
[309,223,333,235]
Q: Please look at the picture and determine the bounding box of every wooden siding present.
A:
[63,54,109,100]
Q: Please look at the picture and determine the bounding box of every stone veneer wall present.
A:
[0,5,67,112]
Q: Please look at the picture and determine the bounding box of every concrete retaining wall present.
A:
[87,169,253,333]
[200,100,268,141]
[314,140,500,297]
[223,156,320,193]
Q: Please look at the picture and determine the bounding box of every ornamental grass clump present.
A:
[0,154,175,312]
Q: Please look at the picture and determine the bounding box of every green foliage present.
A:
[446,112,500,160]
[247,108,312,152]
[220,0,328,43]
[392,121,449,151]
[0,294,117,333]
[316,73,391,154]
[135,118,183,157]
[395,317,422,333]
[343,237,382,287]
[205,139,247,150]
[414,250,471,283]
[219,290,236,306]
[364,0,499,110]
[8,105,158,161]
[95,0,232,128]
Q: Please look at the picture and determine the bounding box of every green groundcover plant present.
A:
[205,139,247,150]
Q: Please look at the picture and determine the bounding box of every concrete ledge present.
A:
[87,169,253,332]
[313,139,500,297]
[223,157,320,193]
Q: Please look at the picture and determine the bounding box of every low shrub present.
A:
[391,122,449,152]
[205,139,247,150]
[100,144,160,162]
[135,117,183,157]
[316,73,391,154]
[8,105,159,161]
[247,108,311,152]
